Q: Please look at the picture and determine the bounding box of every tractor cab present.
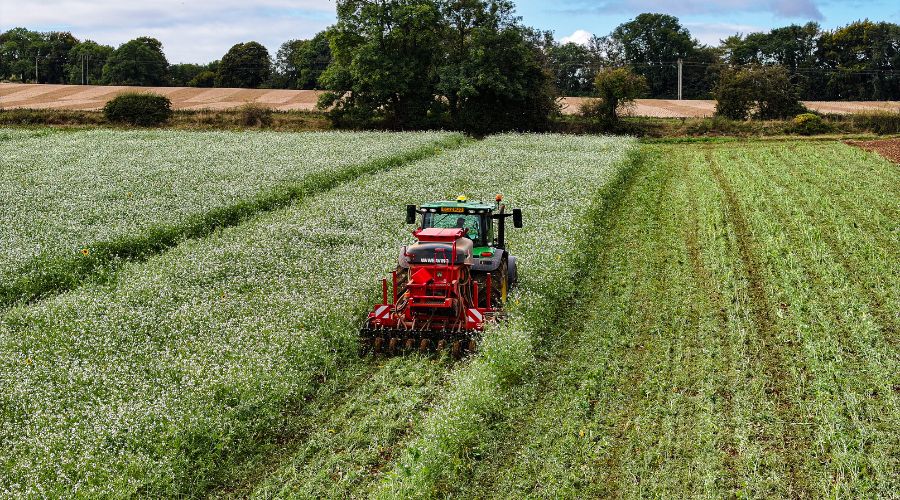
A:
[406,195,522,254]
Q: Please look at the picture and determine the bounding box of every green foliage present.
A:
[611,13,717,98]
[102,37,170,86]
[791,113,830,135]
[547,42,596,95]
[586,67,648,127]
[722,23,821,98]
[215,41,272,88]
[189,70,216,88]
[715,65,805,120]
[440,3,558,135]
[275,31,331,89]
[849,111,900,134]
[170,61,217,86]
[0,28,44,82]
[817,21,900,100]
[321,0,556,133]
[0,28,78,83]
[320,0,444,129]
[102,92,173,126]
[66,40,113,84]
[237,103,273,127]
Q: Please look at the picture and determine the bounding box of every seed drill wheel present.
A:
[404,338,415,351]
[468,339,477,352]
[419,339,430,353]
[437,340,446,351]
[451,341,462,358]
[373,337,383,354]
[388,338,399,355]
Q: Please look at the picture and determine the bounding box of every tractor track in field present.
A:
[0,137,470,311]
[215,364,383,497]
[761,151,898,343]
[592,150,680,493]
[448,148,649,497]
[708,154,813,498]
[216,357,451,498]
[682,162,740,488]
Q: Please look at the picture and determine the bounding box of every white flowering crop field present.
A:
[0,128,460,305]
[0,133,635,496]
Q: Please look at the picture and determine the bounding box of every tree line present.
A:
[0,28,331,89]
[2,4,899,131]
[3,10,899,102]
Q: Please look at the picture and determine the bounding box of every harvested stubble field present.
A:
[3,83,900,117]
[0,128,896,497]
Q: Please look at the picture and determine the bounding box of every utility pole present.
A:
[677,58,683,100]
[80,54,84,84]
[86,55,90,85]
[35,53,40,83]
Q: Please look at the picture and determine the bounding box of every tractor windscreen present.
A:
[423,213,485,245]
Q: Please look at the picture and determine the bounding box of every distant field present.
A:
[3,83,899,117]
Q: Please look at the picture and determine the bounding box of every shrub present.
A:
[715,65,805,120]
[850,111,900,135]
[189,71,216,88]
[791,113,830,135]
[237,103,273,127]
[103,92,172,126]
[590,67,648,127]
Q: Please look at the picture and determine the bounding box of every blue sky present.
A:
[1,0,898,63]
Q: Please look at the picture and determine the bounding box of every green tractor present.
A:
[360,195,523,355]
[405,195,522,306]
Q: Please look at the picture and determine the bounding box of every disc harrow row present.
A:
[360,328,478,358]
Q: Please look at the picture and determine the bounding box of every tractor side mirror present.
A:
[512,208,523,228]
[406,205,417,224]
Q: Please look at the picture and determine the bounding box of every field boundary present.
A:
[0,134,470,309]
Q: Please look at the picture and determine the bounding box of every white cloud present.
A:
[0,0,336,63]
[683,22,767,45]
[561,29,593,46]
[560,0,823,20]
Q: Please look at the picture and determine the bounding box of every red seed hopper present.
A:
[360,227,500,357]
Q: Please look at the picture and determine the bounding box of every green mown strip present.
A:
[435,142,897,498]
[0,134,468,308]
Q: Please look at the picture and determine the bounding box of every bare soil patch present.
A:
[846,138,900,163]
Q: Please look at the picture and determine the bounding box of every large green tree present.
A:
[817,21,900,100]
[170,61,218,86]
[66,40,113,84]
[611,13,707,98]
[438,0,557,133]
[319,0,444,128]
[101,37,170,86]
[320,0,556,132]
[275,31,332,89]
[0,28,45,82]
[215,41,272,88]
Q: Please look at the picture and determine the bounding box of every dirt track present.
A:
[2,83,899,117]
